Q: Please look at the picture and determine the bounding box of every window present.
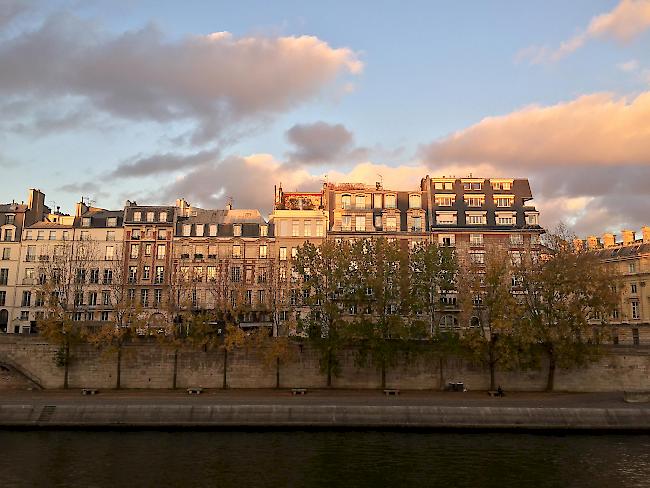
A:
[435,195,455,206]
[492,181,512,191]
[233,224,242,237]
[355,215,366,232]
[155,266,164,284]
[5,214,15,225]
[88,292,97,306]
[385,194,397,209]
[133,211,141,222]
[463,181,482,191]
[141,289,149,306]
[25,230,33,240]
[304,221,311,237]
[3,229,13,241]
[373,193,382,209]
[628,262,637,273]
[495,196,514,207]
[74,291,84,306]
[21,291,31,307]
[436,212,456,225]
[128,266,137,283]
[195,224,204,237]
[144,243,152,256]
[633,328,640,346]
[292,220,300,237]
[193,266,202,282]
[21,311,30,321]
[291,248,298,259]
[341,194,351,209]
[80,231,90,241]
[470,251,485,264]
[128,289,135,301]
[631,283,638,294]
[342,215,352,231]
[260,225,268,237]
[232,245,241,258]
[104,230,115,242]
[143,266,150,280]
[154,289,162,306]
[102,291,110,306]
[90,268,99,284]
[316,221,324,237]
[0,290,5,306]
[631,301,640,319]
[409,194,421,209]
[157,244,166,259]
[355,194,366,209]
[470,234,483,246]
[101,311,109,321]
[105,246,114,261]
[259,244,267,259]
[1,248,9,260]
[231,266,241,282]
[0,268,8,285]
[107,217,117,227]
[103,269,113,284]
[159,211,167,222]
[279,247,287,261]
[82,218,91,228]
[131,229,141,240]
[496,213,515,225]
[158,229,167,240]
[130,244,139,259]
[510,234,524,246]
[146,212,154,222]
[258,290,265,305]
[434,181,454,190]
[526,213,539,225]
[439,315,458,329]
[412,216,422,232]
[467,213,486,225]
[49,231,56,240]
[510,251,522,265]
[464,196,484,207]
[182,224,191,237]
[386,216,397,231]
[35,292,44,307]
[439,234,455,247]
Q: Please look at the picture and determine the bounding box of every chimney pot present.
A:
[622,230,636,245]
[586,235,600,249]
[642,226,650,243]
[602,233,616,248]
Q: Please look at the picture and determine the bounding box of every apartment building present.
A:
[588,227,650,346]
[173,199,275,332]
[0,189,48,333]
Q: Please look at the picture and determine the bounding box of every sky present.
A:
[1,0,649,236]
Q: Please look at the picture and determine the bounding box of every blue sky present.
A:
[1,0,649,234]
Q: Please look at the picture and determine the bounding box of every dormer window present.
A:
[525,212,539,225]
[341,194,351,209]
[146,212,154,222]
[463,182,482,191]
[409,194,421,209]
[491,181,512,191]
[182,224,191,236]
[195,224,204,237]
[233,224,242,237]
[495,196,514,207]
[133,211,141,222]
[5,214,15,225]
[464,196,485,207]
[260,225,268,237]
[436,212,457,225]
[435,195,455,206]
[159,211,167,222]
[434,181,454,190]
[107,217,117,227]
[385,194,397,209]
[496,212,516,225]
[82,217,91,227]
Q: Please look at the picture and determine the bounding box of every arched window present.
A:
[385,194,397,209]
[341,194,351,209]
[438,315,458,330]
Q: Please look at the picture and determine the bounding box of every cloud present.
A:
[518,0,650,63]
[420,92,650,168]
[0,12,362,142]
[284,121,367,166]
[57,181,109,200]
[618,59,640,72]
[0,0,30,30]
[108,147,221,179]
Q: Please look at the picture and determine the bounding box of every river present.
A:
[0,431,648,487]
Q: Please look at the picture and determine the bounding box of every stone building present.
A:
[587,227,650,346]
[0,189,48,333]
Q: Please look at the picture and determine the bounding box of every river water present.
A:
[0,431,648,487]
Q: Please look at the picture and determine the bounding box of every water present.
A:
[0,431,649,487]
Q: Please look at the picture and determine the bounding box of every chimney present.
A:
[622,230,636,245]
[75,201,89,217]
[602,233,616,248]
[642,226,650,243]
[27,189,45,216]
[586,235,600,249]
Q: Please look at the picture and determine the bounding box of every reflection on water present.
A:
[0,431,649,487]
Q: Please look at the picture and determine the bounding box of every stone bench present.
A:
[624,391,650,403]
[488,390,505,398]
[187,387,203,395]
[81,388,98,395]
[384,389,400,396]
[291,388,307,396]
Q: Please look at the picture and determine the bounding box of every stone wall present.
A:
[0,336,648,392]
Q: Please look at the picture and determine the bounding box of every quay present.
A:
[1,390,648,431]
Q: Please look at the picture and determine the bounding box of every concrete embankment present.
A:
[2,404,649,431]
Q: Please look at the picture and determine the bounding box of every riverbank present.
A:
[1,390,648,431]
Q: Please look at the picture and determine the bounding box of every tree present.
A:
[460,246,525,390]
[36,237,99,388]
[517,225,618,391]
[294,240,352,386]
[249,327,294,388]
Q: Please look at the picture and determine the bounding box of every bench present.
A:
[291,388,307,395]
[81,388,98,395]
[187,387,203,395]
[488,390,504,397]
[384,389,400,396]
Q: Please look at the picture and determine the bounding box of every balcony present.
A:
[22,278,38,285]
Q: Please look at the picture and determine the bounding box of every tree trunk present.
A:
[275,356,280,389]
[380,360,386,389]
[222,348,228,389]
[326,349,332,387]
[116,345,122,389]
[172,348,178,390]
[489,361,496,391]
[438,356,444,390]
[63,341,70,389]
[546,352,556,392]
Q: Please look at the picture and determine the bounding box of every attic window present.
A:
[107,217,117,227]
[233,224,242,237]
[82,218,91,227]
